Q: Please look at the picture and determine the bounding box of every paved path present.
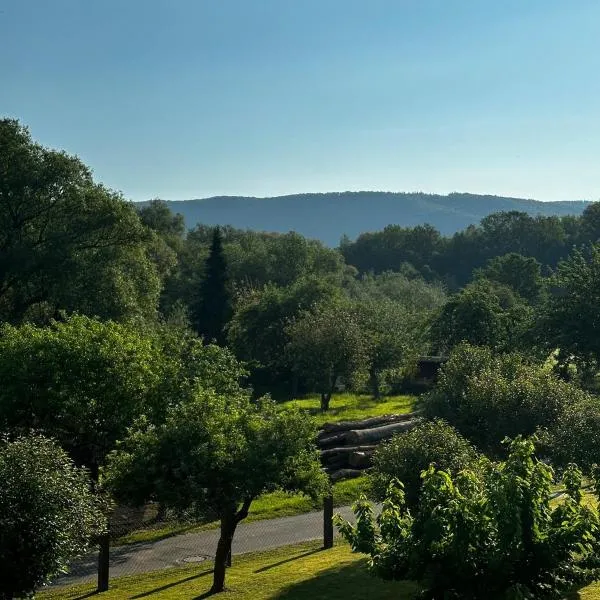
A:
[54,505,360,587]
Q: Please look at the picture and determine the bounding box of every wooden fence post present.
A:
[323,493,334,549]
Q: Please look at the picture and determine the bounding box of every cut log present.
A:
[320,411,421,435]
[329,468,364,482]
[348,451,374,469]
[321,457,348,471]
[345,419,418,445]
[317,432,349,449]
[320,445,377,460]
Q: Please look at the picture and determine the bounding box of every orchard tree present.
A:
[285,299,368,410]
[227,276,344,397]
[356,298,431,398]
[0,315,246,474]
[105,391,326,594]
[0,118,162,324]
[0,434,104,599]
[194,227,231,345]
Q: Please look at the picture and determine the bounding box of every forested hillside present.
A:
[150,192,590,245]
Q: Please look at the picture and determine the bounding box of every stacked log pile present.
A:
[318,412,420,481]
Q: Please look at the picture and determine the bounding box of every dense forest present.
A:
[150,192,589,246]
[5,119,600,598]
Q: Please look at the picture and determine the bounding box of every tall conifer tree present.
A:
[195,227,231,345]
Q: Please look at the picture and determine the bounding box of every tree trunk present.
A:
[370,368,381,400]
[345,419,417,445]
[210,498,252,594]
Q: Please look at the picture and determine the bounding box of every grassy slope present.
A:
[40,541,420,600]
[115,394,415,546]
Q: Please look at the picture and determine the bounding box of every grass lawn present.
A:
[39,541,420,600]
[38,539,600,600]
[284,393,416,426]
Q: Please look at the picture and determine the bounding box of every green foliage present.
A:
[336,437,600,599]
[356,298,434,397]
[0,434,104,599]
[0,315,242,472]
[0,119,162,324]
[369,419,479,507]
[227,277,343,396]
[340,224,445,280]
[105,390,327,593]
[344,271,447,312]
[430,279,533,353]
[474,252,544,303]
[543,397,600,473]
[193,227,231,345]
[422,344,587,455]
[285,299,369,409]
[538,243,600,375]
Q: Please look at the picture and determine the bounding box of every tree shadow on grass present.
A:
[254,548,324,573]
[130,568,213,599]
[272,561,420,600]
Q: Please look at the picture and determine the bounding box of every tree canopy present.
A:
[0,119,162,324]
[105,391,326,593]
[0,434,104,599]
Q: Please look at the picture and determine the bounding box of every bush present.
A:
[543,397,600,473]
[369,419,479,507]
[336,437,600,599]
[0,434,104,599]
[423,343,588,455]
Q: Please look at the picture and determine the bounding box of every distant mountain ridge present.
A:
[145,192,591,246]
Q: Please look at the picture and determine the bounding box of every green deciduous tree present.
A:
[474,252,544,303]
[227,276,343,397]
[0,119,162,324]
[369,419,479,507]
[285,299,369,410]
[337,437,600,599]
[105,392,326,594]
[0,315,165,476]
[543,396,600,473]
[422,343,587,455]
[0,434,104,599]
[430,279,533,354]
[0,315,244,474]
[538,243,600,378]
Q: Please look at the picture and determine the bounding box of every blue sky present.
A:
[2,0,600,201]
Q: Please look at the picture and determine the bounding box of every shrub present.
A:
[336,437,600,599]
[0,434,104,599]
[369,419,479,507]
[543,397,600,473]
[423,343,588,455]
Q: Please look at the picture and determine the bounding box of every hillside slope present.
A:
[145,192,590,246]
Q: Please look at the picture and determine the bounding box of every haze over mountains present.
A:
[150,192,591,246]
